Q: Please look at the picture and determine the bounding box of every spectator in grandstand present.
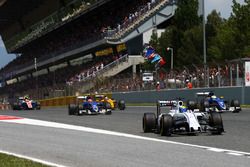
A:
[156,81,160,91]
[186,80,193,89]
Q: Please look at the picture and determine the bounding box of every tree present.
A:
[230,0,250,57]
[206,10,225,61]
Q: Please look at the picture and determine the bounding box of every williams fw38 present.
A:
[143,99,224,136]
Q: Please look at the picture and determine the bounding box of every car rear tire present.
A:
[143,113,156,133]
[187,100,197,110]
[200,100,209,112]
[160,114,173,136]
[231,99,240,113]
[68,104,77,115]
[104,103,112,115]
[118,100,126,110]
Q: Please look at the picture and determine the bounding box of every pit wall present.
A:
[39,93,112,107]
[38,87,249,107]
[112,87,250,104]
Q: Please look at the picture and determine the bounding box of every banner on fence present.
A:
[245,61,250,86]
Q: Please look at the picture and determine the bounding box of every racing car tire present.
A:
[118,100,126,110]
[68,104,77,115]
[187,100,197,110]
[200,100,209,112]
[143,113,156,133]
[209,112,224,134]
[36,102,41,110]
[231,99,240,107]
[160,114,173,136]
[104,103,112,115]
[36,105,41,110]
[104,102,111,109]
[12,104,18,110]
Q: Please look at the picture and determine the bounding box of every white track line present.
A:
[1,117,250,163]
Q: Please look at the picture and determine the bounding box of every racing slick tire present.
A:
[68,104,77,115]
[231,99,241,113]
[118,100,126,110]
[36,102,41,110]
[186,100,197,110]
[104,102,112,115]
[209,112,224,135]
[160,114,173,136]
[12,103,19,110]
[200,100,209,112]
[143,113,156,133]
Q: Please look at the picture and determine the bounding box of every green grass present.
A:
[126,103,155,106]
[0,153,50,167]
[240,104,250,108]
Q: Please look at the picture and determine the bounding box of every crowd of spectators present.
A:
[89,63,245,93]
[66,54,118,84]
[0,0,244,99]
[0,0,167,78]
[0,56,245,100]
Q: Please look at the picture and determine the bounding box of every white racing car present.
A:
[143,99,224,136]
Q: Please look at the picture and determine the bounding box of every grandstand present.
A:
[0,0,176,100]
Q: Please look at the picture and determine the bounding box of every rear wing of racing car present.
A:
[196,92,212,97]
[156,100,180,116]
[76,96,87,103]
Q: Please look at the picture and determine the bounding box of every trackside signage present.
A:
[245,61,250,86]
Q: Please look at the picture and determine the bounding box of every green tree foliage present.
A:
[148,0,250,70]
[206,10,225,61]
[230,0,250,57]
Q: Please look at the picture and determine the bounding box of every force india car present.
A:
[143,99,224,136]
[12,97,41,110]
[196,92,241,113]
[93,94,126,110]
[68,96,112,115]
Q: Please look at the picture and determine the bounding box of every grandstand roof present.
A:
[0,0,43,33]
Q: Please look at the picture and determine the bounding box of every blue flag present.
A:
[145,47,155,58]
[151,54,161,63]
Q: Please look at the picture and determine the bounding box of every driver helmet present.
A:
[211,95,217,99]
[24,95,29,100]
[86,96,93,102]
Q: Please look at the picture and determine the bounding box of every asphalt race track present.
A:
[0,106,250,167]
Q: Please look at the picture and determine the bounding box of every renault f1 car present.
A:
[143,99,224,136]
[94,94,126,110]
[68,96,112,115]
[196,92,241,113]
[12,96,41,110]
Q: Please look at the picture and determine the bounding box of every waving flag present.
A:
[159,57,166,66]
[145,47,155,58]
[144,46,166,68]
[151,54,161,63]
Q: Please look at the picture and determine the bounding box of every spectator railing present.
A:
[78,54,129,83]
[104,0,173,41]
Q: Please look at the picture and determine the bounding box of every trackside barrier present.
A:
[39,93,113,107]
[111,86,250,104]
[39,96,77,107]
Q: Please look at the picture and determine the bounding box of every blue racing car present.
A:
[196,92,241,113]
[68,96,112,115]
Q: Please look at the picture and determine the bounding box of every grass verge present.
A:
[0,153,50,167]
